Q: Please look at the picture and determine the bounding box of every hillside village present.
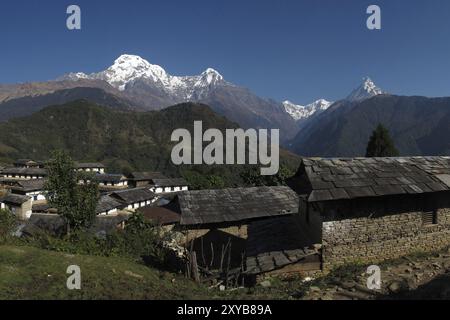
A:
[0,159,189,219]
[1,156,450,291]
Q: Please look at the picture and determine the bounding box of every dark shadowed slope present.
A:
[291,95,450,157]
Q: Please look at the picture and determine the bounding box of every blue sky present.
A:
[1,0,450,103]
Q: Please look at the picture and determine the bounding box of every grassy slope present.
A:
[0,245,208,300]
[0,244,310,300]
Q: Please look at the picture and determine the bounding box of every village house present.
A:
[159,186,317,276]
[13,159,45,168]
[26,195,126,217]
[1,167,48,180]
[0,193,33,220]
[138,203,181,226]
[94,174,128,189]
[77,173,129,191]
[109,188,157,211]
[0,179,47,218]
[75,162,105,173]
[8,179,47,202]
[149,178,189,194]
[96,195,126,216]
[126,171,168,188]
[287,156,450,270]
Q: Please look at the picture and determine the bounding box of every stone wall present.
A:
[320,193,450,270]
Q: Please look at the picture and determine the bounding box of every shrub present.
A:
[0,209,17,244]
[22,212,176,269]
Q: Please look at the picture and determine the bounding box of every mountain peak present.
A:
[199,68,224,85]
[282,99,333,121]
[113,54,150,66]
[58,54,227,94]
[346,77,384,102]
[105,54,169,90]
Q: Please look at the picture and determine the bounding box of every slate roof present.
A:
[245,216,317,275]
[1,193,31,205]
[75,162,105,169]
[32,202,51,213]
[110,188,156,205]
[96,195,125,213]
[178,186,299,226]
[1,167,48,176]
[10,179,46,192]
[14,159,39,167]
[128,171,168,181]
[138,204,181,225]
[152,178,189,187]
[94,174,127,183]
[288,157,450,202]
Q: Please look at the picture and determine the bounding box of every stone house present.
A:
[288,156,450,270]
[170,186,314,274]
[0,193,33,220]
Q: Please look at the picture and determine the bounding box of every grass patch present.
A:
[0,245,208,300]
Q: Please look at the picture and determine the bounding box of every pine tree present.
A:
[366,124,400,157]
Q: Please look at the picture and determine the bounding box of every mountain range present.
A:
[0,54,333,142]
[0,54,449,158]
[289,77,450,156]
[290,91,450,157]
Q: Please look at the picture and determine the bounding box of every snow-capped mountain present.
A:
[59,54,300,141]
[346,77,384,102]
[283,99,333,121]
[60,54,228,100]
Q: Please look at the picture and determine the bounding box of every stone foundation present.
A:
[318,194,450,270]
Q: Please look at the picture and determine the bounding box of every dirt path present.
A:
[304,249,450,300]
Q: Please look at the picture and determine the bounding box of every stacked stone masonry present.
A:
[320,195,450,270]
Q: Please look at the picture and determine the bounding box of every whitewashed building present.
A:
[110,188,157,211]
[1,167,48,180]
[95,174,128,189]
[96,195,125,216]
[9,179,47,202]
[75,163,105,174]
[0,193,33,220]
[149,178,189,194]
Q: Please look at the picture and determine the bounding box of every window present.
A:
[422,210,438,226]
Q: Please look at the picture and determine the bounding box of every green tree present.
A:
[45,150,99,234]
[366,124,400,157]
[0,209,16,243]
[240,164,295,186]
